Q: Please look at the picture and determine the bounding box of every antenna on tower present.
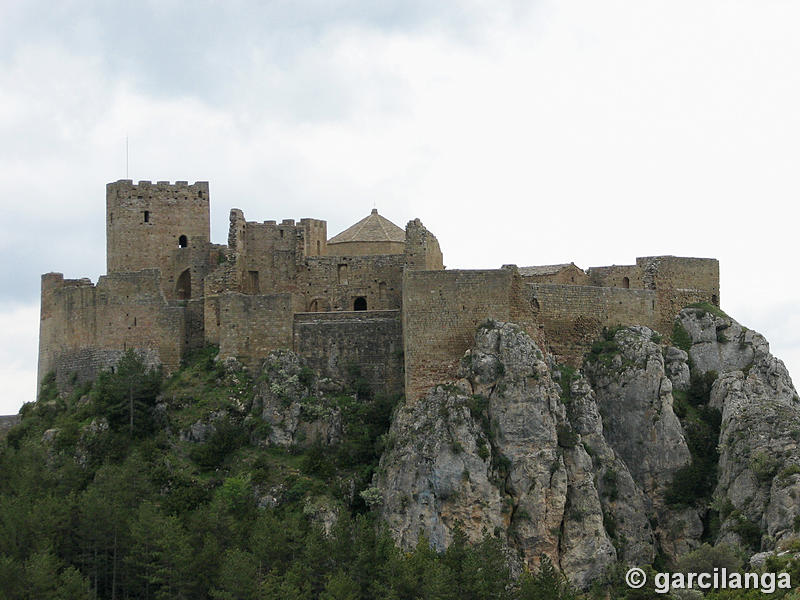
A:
[125,135,129,178]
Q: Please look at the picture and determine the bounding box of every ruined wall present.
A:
[586,265,643,289]
[299,255,404,312]
[637,256,720,335]
[38,271,193,389]
[237,218,301,295]
[217,292,294,369]
[638,256,719,295]
[300,218,328,257]
[293,310,403,397]
[402,269,514,401]
[527,283,658,365]
[106,180,210,300]
[520,264,590,285]
[404,219,444,271]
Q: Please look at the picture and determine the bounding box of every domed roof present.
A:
[327,209,405,245]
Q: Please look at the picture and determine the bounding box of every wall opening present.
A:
[309,299,318,312]
[378,281,387,300]
[712,294,718,306]
[143,210,150,223]
[354,297,367,311]
[338,264,348,285]
[177,269,191,300]
[532,297,540,311]
[246,270,260,294]
[316,240,321,255]
[622,276,630,289]
[178,234,188,248]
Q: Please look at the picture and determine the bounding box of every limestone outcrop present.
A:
[374,313,800,587]
[676,307,800,551]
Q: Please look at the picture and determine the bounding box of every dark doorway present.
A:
[354,297,367,311]
[178,234,188,248]
[622,277,630,289]
[177,269,191,299]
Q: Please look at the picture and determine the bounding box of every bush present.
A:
[675,543,744,576]
[673,321,692,352]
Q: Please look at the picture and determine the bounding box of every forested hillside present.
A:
[3,309,800,598]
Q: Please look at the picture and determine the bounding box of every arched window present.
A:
[309,299,319,312]
[178,235,188,248]
[176,269,191,299]
[622,277,630,289]
[354,297,367,311]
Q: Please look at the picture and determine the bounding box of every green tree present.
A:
[93,351,162,437]
[518,555,576,600]
[210,548,261,600]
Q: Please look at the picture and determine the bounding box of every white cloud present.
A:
[2,0,800,412]
[0,304,39,415]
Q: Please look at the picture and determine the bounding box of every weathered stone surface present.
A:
[676,308,800,551]
[585,327,691,498]
[665,346,690,392]
[564,373,655,566]
[584,326,701,560]
[678,308,800,550]
[376,322,617,588]
[252,349,342,448]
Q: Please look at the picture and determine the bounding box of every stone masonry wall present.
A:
[404,219,444,271]
[526,283,658,365]
[300,255,405,312]
[402,269,514,401]
[217,292,294,370]
[38,271,192,389]
[293,310,403,397]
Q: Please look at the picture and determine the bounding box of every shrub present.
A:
[672,321,692,352]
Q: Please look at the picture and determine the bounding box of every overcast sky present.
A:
[1,1,799,414]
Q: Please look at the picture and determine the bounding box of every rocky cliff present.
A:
[374,306,800,587]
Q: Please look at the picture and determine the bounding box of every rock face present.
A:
[252,350,343,448]
[377,322,635,588]
[676,307,800,551]
[375,314,800,587]
[584,327,701,561]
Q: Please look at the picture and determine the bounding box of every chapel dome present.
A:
[326,209,406,256]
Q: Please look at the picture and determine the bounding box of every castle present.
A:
[38,180,720,400]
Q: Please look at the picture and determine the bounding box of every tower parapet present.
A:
[106,180,210,279]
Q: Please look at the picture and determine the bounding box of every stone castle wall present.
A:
[217,292,295,370]
[527,283,658,363]
[402,269,516,401]
[38,271,199,388]
[294,310,403,397]
[38,179,722,406]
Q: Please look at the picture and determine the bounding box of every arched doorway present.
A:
[177,269,191,300]
[354,297,367,311]
[178,235,188,248]
[622,277,630,289]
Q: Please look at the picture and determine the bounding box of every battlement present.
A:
[108,179,209,198]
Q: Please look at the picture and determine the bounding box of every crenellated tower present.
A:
[106,180,210,299]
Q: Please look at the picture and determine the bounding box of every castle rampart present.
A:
[294,310,403,396]
[38,179,721,405]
